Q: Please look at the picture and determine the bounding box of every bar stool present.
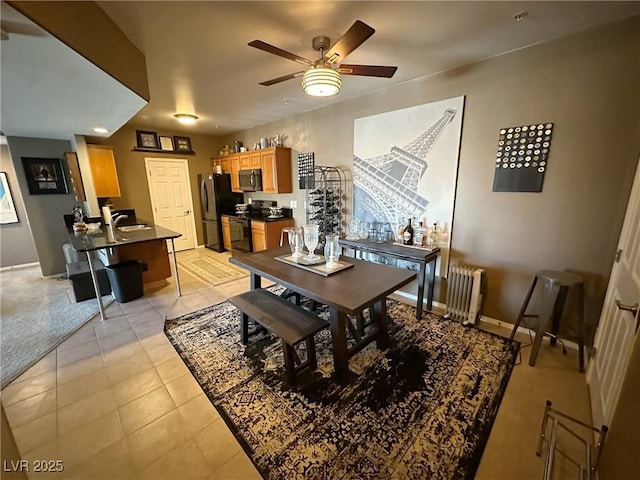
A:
[509,270,585,372]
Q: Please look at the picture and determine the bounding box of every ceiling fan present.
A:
[248,20,397,97]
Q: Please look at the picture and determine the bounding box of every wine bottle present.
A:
[428,223,439,247]
[403,218,413,245]
[413,221,425,247]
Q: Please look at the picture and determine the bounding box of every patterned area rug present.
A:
[165,287,519,480]
[178,254,248,286]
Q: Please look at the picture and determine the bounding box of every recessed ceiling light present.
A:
[93,127,108,134]
[174,113,198,125]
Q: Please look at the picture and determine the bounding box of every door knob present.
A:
[183,210,191,215]
[615,300,639,316]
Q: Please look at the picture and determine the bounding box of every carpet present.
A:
[179,254,249,286]
[164,288,519,480]
[0,265,112,388]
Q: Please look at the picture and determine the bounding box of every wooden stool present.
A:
[509,270,585,372]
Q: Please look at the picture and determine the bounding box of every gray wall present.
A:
[6,137,76,276]
[0,143,38,267]
[219,16,640,342]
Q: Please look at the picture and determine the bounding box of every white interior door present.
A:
[145,157,197,252]
[587,156,640,428]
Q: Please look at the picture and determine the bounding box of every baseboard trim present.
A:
[0,262,40,272]
[391,289,579,351]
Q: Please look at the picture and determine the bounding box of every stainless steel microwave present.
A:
[238,169,262,192]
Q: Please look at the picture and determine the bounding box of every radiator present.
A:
[444,265,484,325]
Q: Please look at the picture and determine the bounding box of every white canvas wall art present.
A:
[353,96,465,276]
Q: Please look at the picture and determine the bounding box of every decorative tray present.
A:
[275,254,355,276]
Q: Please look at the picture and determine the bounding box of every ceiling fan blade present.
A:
[259,71,305,86]
[337,64,398,78]
[248,40,313,66]
[325,20,375,63]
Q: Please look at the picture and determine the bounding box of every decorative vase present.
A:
[324,233,341,269]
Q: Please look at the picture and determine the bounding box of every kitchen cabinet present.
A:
[251,218,294,252]
[213,147,291,194]
[250,151,261,168]
[117,239,170,284]
[260,147,292,193]
[87,144,121,198]
[211,157,231,174]
[221,215,232,251]
[229,156,241,192]
[239,152,251,170]
[220,157,231,174]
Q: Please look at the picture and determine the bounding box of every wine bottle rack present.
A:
[305,166,346,242]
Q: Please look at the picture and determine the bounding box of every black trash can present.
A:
[105,260,147,303]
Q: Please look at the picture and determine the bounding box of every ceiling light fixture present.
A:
[301,66,342,97]
[93,127,108,134]
[174,113,198,125]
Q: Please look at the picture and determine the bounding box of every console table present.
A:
[338,238,440,319]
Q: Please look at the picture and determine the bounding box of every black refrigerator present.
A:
[199,173,243,251]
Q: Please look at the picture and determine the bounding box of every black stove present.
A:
[228,200,292,253]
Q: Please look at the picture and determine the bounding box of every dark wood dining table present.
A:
[229,247,416,384]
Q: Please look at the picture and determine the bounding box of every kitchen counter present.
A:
[67,222,181,252]
[66,221,182,320]
[221,213,293,223]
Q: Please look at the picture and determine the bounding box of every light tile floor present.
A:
[2,248,592,479]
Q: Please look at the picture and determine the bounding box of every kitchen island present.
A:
[67,222,182,320]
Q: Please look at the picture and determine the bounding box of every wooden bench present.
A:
[228,289,328,384]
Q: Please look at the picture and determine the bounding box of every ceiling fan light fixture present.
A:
[174,113,198,125]
[302,67,342,97]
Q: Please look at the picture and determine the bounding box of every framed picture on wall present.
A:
[0,172,19,224]
[159,136,174,151]
[173,136,192,152]
[136,130,160,149]
[21,157,68,195]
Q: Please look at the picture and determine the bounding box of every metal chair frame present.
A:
[537,400,608,480]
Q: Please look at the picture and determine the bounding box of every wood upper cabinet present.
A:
[260,147,292,193]
[214,147,291,194]
[221,215,232,251]
[229,155,241,192]
[251,218,294,252]
[87,145,121,198]
[220,157,231,174]
[250,151,261,168]
[239,152,251,170]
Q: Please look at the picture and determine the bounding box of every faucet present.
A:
[111,213,129,226]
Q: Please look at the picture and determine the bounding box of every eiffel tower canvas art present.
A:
[353,96,465,275]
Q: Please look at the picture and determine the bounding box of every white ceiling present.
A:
[2,1,640,139]
[0,2,146,140]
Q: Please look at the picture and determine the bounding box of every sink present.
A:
[118,224,153,232]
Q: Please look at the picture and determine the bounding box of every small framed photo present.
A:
[136,130,159,149]
[21,157,68,195]
[173,136,192,152]
[0,172,19,224]
[159,136,174,151]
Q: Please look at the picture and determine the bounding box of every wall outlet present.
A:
[248,198,252,204]
[290,200,297,208]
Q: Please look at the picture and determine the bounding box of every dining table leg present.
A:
[329,308,350,384]
[250,273,261,290]
[372,299,390,350]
